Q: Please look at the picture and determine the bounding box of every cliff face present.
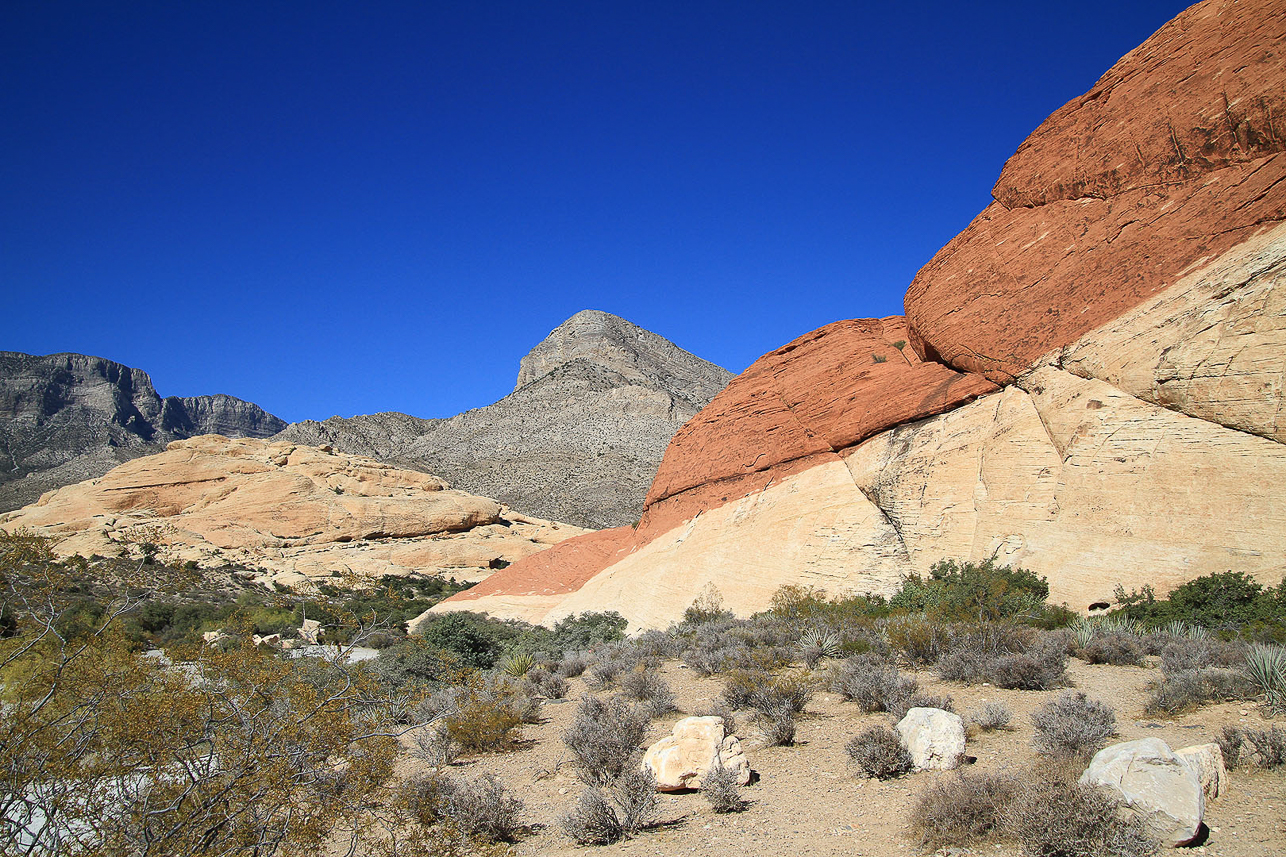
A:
[278,311,733,529]
[0,352,285,512]
[435,0,1286,629]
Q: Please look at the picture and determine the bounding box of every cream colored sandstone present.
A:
[1057,221,1286,443]
[0,435,587,587]
[641,716,751,792]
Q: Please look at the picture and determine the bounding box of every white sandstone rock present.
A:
[642,716,750,792]
[1080,738,1204,846]
[1176,743,1228,800]
[895,707,965,771]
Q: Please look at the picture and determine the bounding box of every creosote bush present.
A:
[400,771,525,844]
[1031,691,1116,758]
[829,653,916,714]
[619,664,676,719]
[702,760,748,813]
[846,725,914,779]
[560,768,658,845]
[562,694,649,786]
[910,770,1018,848]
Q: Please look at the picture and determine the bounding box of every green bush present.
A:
[1113,571,1286,639]
[889,558,1055,624]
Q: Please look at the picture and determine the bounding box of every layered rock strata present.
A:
[1,435,586,590]
[433,0,1286,630]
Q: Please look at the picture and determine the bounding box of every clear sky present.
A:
[1,1,1193,424]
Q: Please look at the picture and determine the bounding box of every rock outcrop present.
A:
[1080,738,1205,847]
[277,310,732,529]
[434,0,1286,630]
[642,716,751,792]
[0,352,285,513]
[0,435,586,589]
[895,708,966,772]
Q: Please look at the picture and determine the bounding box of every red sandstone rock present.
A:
[644,317,997,507]
[994,0,1286,209]
[445,525,635,602]
[906,0,1286,383]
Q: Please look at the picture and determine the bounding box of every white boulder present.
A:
[1079,738,1204,846]
[642,716,751,792]
[1175,743,1228,800]
[895,707,966,771]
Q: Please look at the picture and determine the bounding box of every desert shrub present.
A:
[526,666,569,699]
[1004,768,1158,857]
[829,653,917,713]
[696,701,737,737]
[441,676,530,752]
[1217,725,1244,769]
[1241,725,1286,768]
[754,696,797,746]
[681,583,736,627]
[937,624,1066,690]
[403,772,524,844]
[889,692,955,722]
[883,615,952,666]
[1144,668,1255,715]
[911,769,1019,848]
[411,722,460,768]
[967,701,1013,732]
[557,650,589,678]
[722,668,813,716]
[562,694,649,786]
[846,725,914,779]
[1030,691,1116,758]
[560,768,657,844]
[632,628,683,659]
[1160,637,1244,673]
[703,760,748,813]
[1080,633,1147,666]
[372,636,469,691]
[889,558,1053,624]
[619,665,676,718]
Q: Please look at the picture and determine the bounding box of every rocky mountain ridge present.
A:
[277,310,733,528]
[436,0,1286,630]
[0,351,285,512]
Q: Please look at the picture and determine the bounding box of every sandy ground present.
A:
[400,658,1286,856]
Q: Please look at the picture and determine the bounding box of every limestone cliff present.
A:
[277,310,733,529]
[434,0,1286,630]
[0,352,286,513]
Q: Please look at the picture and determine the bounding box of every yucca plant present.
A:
[1097,614,1141,636]
[1071,618,1097,650]
[1159,620,1210,640]
[500,651,535,678]
[1245,644,1286,714]
[798,626,842,659]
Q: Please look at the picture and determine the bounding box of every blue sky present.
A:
[1,1,1193,423]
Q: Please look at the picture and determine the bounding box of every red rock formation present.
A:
[905,0,1286,383]
[445,317,996,605]
[446,526,635,601]
[440,0,1286,619]
[644,317,997,508]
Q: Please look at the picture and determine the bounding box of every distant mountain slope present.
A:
[278,310,733,528]
[0,351,285,512]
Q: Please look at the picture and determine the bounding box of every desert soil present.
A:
[398,658,1286,856]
